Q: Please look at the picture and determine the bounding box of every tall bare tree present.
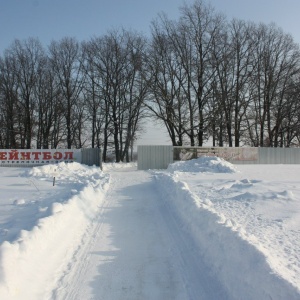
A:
[5,38,45,148]
[248,23,300,147]
[0,53,19,148]
[145,24,188,146]
[48,37,84,149]
[82,30,146,162]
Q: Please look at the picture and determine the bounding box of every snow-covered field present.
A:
[0,158,299,299]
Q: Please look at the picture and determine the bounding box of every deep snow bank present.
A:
[167,156,238,173]
[0,162,109,300]
[155,157,300,299]
[102,161,137,172]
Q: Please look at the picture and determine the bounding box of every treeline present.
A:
[0,32,146,162]
[1,0,300,162]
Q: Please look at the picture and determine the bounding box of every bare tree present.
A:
[81,42,105,149]
[83,30,147,162]
[5,38,45,148]
[119,32,148,161]
[148,0,224,146]
[178,0,224,146]
[34,56,65,149]
[145,24,188,146]
[0,53,19,148]
[210,19,255,147]
[48,37,84,149]
[248,23,300,147]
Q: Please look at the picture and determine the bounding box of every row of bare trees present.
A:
[146,1,300,148]
[0,31,146,161]
[1,0,300,162]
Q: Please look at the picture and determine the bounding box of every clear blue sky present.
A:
[1,0,300,54]
[0,0,193,54]
[1,0,300,145]
[210,0,300,44]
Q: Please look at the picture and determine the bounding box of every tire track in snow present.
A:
[51,176,112,300]
[55,169,229,300]
[154,179,230,300]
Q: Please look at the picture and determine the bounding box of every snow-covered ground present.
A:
[0,158,299,299]
[0,163,110,299]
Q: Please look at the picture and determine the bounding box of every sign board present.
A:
[174,147,258,162]
[0,149,82,166]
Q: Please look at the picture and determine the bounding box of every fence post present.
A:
[99,148,103,170]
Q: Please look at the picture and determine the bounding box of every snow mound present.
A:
[0,163,110,299]
[102,162,137,171]
[167,156,238,173]
[155,172,300,299]
[28,161,100,179]
[13,199,26,206]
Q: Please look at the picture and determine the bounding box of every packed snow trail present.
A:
[55,167,229,300]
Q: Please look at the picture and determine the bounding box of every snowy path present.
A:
[0,161,299,299]
[55,168,229,300]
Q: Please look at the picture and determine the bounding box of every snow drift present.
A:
[155,157,300,299]
[0,162,109,300]
[167,156,238,173]
[0,158,299,299]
